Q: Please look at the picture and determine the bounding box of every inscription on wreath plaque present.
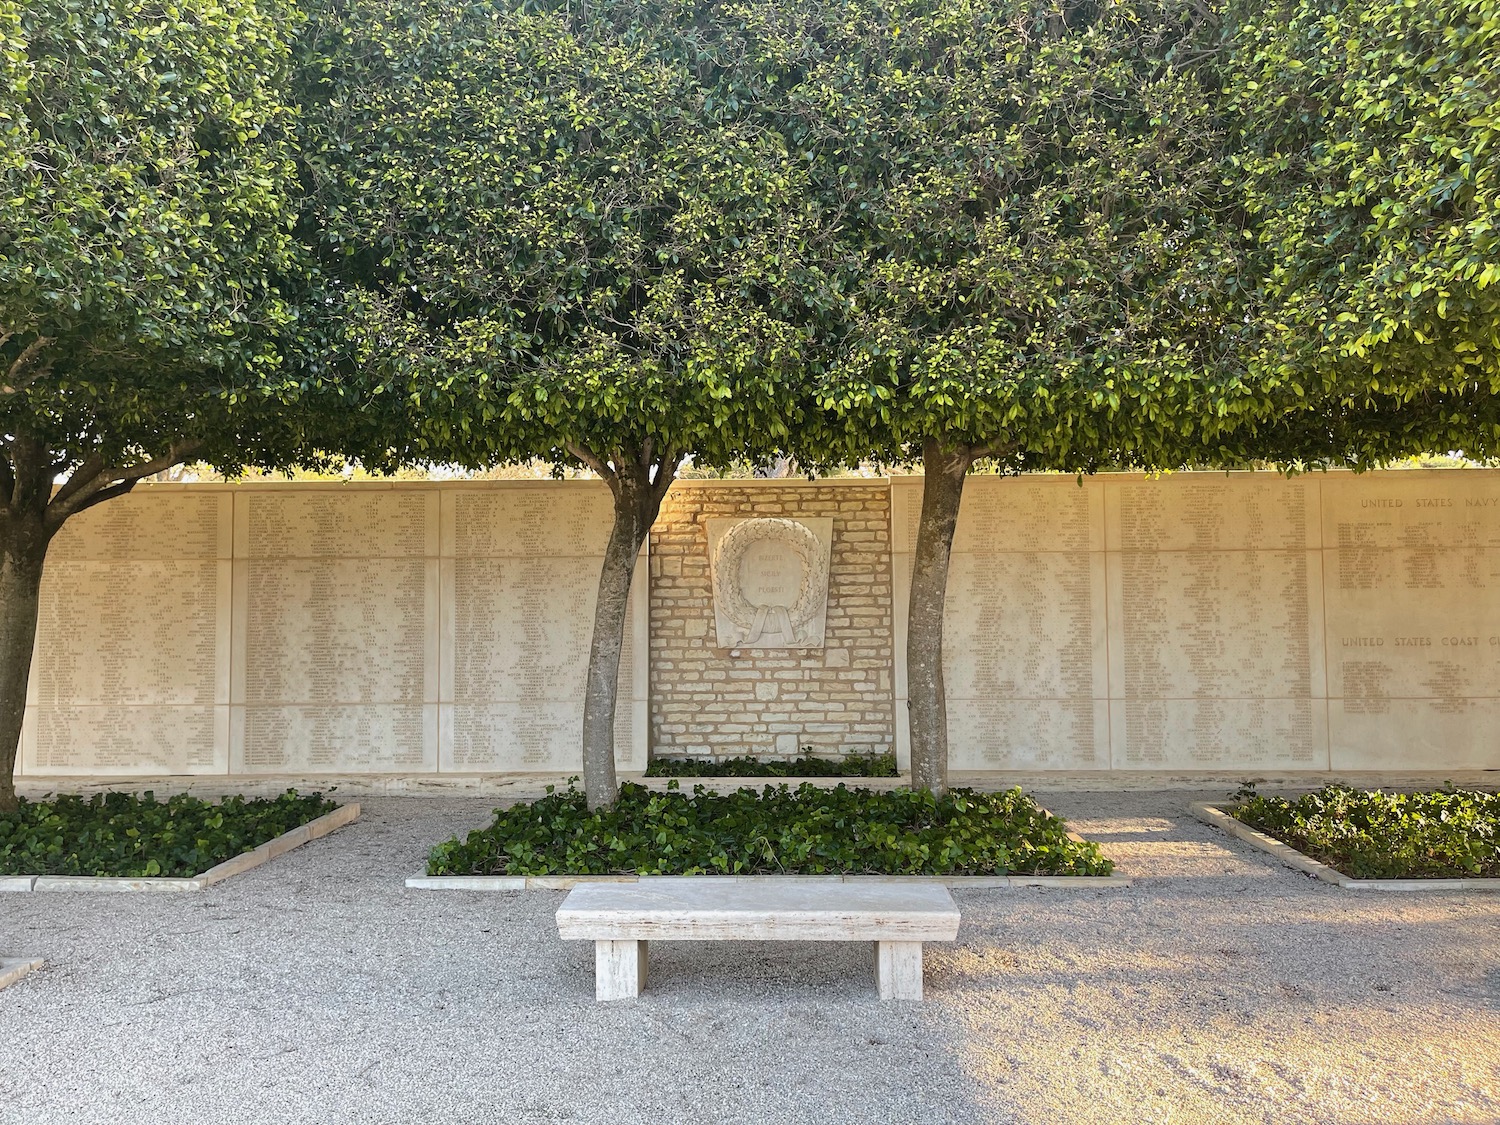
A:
[707,518,833,648]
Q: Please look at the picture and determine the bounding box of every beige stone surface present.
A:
[892,476,1107,771]
[556,879,960,941]
[593,939,648,1000]
[23,491,232,775]
[1321,471,1500,770]
[0,957,44,991]
[873,940,925,1001]
[21,470,1500,781]
[1103,474,1326,771]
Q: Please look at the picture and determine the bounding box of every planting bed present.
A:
[426,781,1112,877]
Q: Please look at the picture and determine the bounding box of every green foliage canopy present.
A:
[768,0,1259,471]
[297,0,842,471]
[1227,0,1500,464]
[0,0,321,481]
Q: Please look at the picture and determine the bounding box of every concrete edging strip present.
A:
[0,958,44,991]
[7,803,360,893]
[1191,802,1500,892]
[405,871,1132,891]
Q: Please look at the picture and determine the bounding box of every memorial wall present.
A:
[16,470,1499,779]
[18,482,647,777]
[891,469,1500,772]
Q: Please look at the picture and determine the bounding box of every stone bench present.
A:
[555,879,960,1001]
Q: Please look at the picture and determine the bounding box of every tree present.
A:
[763,0,1262,793]
[791,0,1500,793]
[297,0,839,807]
[0,0,339,811]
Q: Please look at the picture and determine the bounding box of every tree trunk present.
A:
[581,459,673,810]
[906,438,976,797]
[0,513,49,813]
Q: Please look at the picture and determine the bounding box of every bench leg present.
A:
[595,939,648,1001]
[874,941,924,1001]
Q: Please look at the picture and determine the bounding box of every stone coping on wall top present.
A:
[0,958,45,991]
[1191,802,1500,892]
[405,872,1133,891]
[125,476,896,493]
[123,466,1485,493]
[0,804,359,893]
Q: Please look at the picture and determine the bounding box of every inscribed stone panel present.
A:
[891,476,1105,769]
[1106,550,1323,701]
[890,480,923,557]
[234,558,438,706]
[1321,471,1500,549]
[32,560,230,707]
[1330,700,1500,769]
[1105,475,1325,770]
[48,491,230,560]
[24,490,233,774]
[951,477,1099,554]
[947,698,1110,770]
[442,700,642,772]
[706,517,833,649]
[236,489,438,558]
[1114,698,1327,769]
[1107,475,1319,552]
[941,551,1105,701]
[446,557,604,702]
[440,532,647,769]
[1324,562,1500,699]
[443,487,615,557]
[890,476,1101,555]
[232,705,435,772]
[1320,473,1500,769]
[27,705,226,774]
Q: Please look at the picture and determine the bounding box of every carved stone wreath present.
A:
[713,518,830,646]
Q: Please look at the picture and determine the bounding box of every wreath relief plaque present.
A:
[706,517,834,649]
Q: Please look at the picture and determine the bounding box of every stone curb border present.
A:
[405,872,1132,891]
[0,804,360,893]
[1191,803,1500,891]
[0,957,44,991]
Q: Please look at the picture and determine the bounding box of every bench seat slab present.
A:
[557,881,959,942]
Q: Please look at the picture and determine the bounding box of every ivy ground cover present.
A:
[644,752,899,779]
[428,782,1112,877]
[1232,785,1500,880]
[0,790,339,878]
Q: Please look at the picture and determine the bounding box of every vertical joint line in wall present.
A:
[225,490,236,777]
[1316,475,1332,770]
[435,492,445,775]
[1102,480,1114,772]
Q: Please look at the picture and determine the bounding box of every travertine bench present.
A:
[555,879,960,1001]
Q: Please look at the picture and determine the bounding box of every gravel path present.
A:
[1,790,1496,1124]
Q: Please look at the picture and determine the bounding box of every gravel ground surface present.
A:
[1,789,1497,1125]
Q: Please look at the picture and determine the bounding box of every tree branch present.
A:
[650,447,681,499]
[49,453,107,509]
[971,438,1018,462]
[70,480,139,515]
[1,335,56,396]
[44,440,205,530]
[565,441,614,482]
